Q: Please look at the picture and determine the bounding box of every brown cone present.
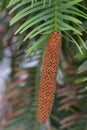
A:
[37,32,62,123]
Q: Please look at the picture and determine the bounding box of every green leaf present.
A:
[78,61,87,73]
[25,34,48,57]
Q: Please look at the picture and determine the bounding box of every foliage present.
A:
[8,0,87,56]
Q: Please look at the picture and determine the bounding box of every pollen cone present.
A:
[38,32,62,124]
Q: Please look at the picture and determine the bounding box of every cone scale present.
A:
[37,32,62,123]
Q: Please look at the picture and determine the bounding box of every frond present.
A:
[8,0,87,56]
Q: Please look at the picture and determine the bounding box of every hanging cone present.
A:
[38,32,62,123]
